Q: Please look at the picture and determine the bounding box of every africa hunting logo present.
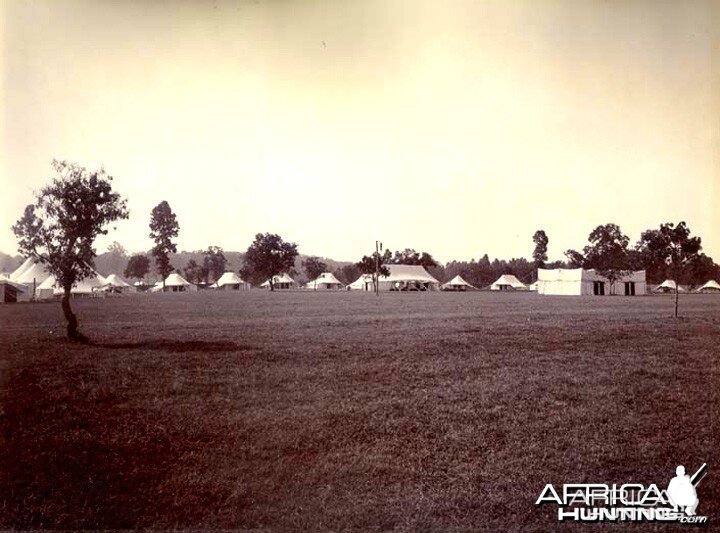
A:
[536,463,708,524]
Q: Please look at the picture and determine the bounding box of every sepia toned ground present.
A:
[1,291,718,531]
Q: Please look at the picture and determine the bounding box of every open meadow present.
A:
[1,291,719,531]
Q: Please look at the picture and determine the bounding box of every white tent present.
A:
[347,274,375,291]
[377,264,440,291]
[101,274,135,293]
[537,268,646,296]
[13,260,51,286]
[213,272,250,290]
[153,272,197,292]
[36,272,107,299]
[490,274,527,291]
[654,279,684,293]
[305,272,344,290]
[696,280,720,293]
[260,273,297,289]
[441,274,476,291]
[10,257,35,280]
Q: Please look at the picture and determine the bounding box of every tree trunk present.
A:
[674,285,679,318]
[269,279,274,292]
[61,288,86,341]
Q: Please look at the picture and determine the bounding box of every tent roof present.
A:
[39,272,107,293]
[491,274,527,289]
[216,272,246,286]
[441,274,476,288]
[655,279,684,292]
[10,257,34,280]
[380,264,439,284]
[102,274,133,288]
[164,272,192,286]
[306,272,344,288]
[0,279,30,293]
[697,280,720,291]
[348,273,374,289]
[260,273,296,286]
[13,261,51,285]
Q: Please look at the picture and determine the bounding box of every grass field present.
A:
[1,291,718,531]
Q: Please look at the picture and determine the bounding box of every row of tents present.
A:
[2,258,720,303]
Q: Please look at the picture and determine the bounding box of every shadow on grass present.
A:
[0,366,228,529]
[95,340,249,353]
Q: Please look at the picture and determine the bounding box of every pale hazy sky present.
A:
[2,0,718,262]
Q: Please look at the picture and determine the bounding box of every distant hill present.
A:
[0,252,21,274]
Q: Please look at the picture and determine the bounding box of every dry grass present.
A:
[1,291,719,531]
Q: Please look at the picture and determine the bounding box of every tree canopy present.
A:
[242,233,299,290]
[12,160,129,340]
[149,201,179,286]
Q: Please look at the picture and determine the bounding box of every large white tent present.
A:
[377,265,440,291]
[490,274,527,291]
[347,274,375,291]
[36,272,107,299]
[213,272,250,290]
[101,274,135,293]
[653,279,684,293]
[10,257,35,280]
[260,273,298,289]
[152,272,197,292]
[537,268,646,296]
[12,260,51,286]
[696,280,720,293]
[305,272,344,290]
[441,275,476,291]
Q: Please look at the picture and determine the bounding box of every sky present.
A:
[2,0,719,263]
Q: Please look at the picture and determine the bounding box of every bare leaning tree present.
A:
[12,160,129,341]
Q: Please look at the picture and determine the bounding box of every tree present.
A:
[184,259,208,284]
[582,224,631,294]
[389,248,438,267]
[532,230,549,269]
[564,249,585,268]
[12,160,129,341]
[637,222,702,317]
[302,256,327,282]
[124,254,150,281]
[242,233,299,291]
[203,246,227,283]
[149,201,179,287]
[107,241,127,256]
[356,249,391,292]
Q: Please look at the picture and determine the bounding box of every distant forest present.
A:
[3,240,719,289]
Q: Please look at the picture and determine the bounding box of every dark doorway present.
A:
[593,281,605,296]
[624,282,636,296]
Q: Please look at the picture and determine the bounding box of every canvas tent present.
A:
[0,279,31,303]
[100,274,135,293]
[152,272,197,292]
[441,275,476,291]
[377,264,440,291]
[537,268,646,296]
[490,274,527,291]
[260,273,297,290]
[36,272,107,299]
[696,280,720,293]
[653,280,684,293]
[213,272,250,290]
[12,260,51,286]
[10,257,34,281]
[347,274,375,291]
[305,272,344,290]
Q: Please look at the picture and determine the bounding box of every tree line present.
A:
[11,160,720,339]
